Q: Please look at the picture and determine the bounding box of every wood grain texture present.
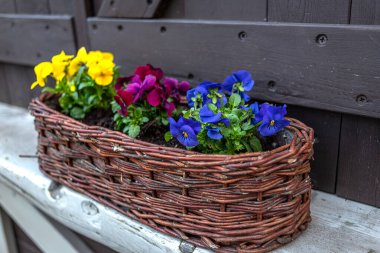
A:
[15,0,50,14]
[162,0,267,21]
[351,0,380,25]
[0,14,76,66]
[49,0,74,14]
[97,0,164,18]
[0,0,16,13]
[0,64,11,104]
[268,0,351,24]
[337,115,380,207]
[267,0,348,194]
[2,64,36,108]
[287,106,341,193]
[335,4,380,207]
[88,19,380,119]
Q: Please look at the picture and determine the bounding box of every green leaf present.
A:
[161,117,169,125]
[128,125,140,138]
[78,82,94,90]
[249,136,263,152]
[142,117,149,123]
[183,110,191,119]
[87,94,98,104]
[164,131,173,142]
[229,93,241,107]
[70,107,85,119]
[208,103,217,111]
[42,87,58,94]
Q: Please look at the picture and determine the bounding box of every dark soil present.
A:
[45,96,289,152]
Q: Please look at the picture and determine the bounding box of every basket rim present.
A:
[29,93,314,161]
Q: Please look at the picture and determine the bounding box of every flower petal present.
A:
[147,89,162,106]
[206,127,223,140]
[169,118,181,138]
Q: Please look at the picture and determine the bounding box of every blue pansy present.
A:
[186,85,208,108]
[223,70,255,102]
[206,126,223,140]
[169,117,201,147]
[200,81,223,91]
[201,82,227,108]
[258,104,290,137]
[199,105,222,123]
[205,95,227,108]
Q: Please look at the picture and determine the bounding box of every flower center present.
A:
[270,120,275,126]
[182,131,188,138]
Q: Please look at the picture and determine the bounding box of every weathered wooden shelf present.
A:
[0,103,379,253]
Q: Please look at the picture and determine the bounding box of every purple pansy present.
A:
[258,104,290,137]
[164,77,190,102]
[125,75,156,103]
[115,75,140,90]
[114,89,134,116]
[134,64,163,81]
[169,117,201,147]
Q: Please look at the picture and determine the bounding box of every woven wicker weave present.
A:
[29,93,314,253]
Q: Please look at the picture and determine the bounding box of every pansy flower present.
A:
[134,64,163,81]
[125,75,156,103]
[258,104,290,136]
[169,117,201,147]
[114,89,134,116]
[187,85,208,108]
[241,102,260,123]
[206,126,223,140]
[223,70,254,102]
[199,105,222,123]
[164,77,190,102]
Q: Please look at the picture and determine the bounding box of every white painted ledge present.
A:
[0,102,379,253]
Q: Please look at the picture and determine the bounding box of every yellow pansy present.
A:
[30,62,53,90]
[69,83,76,92]
[68,47,88,76]
[87,50,114,68]
[51,51,73,81]
[88,60,115,86]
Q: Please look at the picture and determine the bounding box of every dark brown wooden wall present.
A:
[0,0,379,207]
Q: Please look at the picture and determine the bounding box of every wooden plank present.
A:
[15,0,50,14]
[287,106,340,193]
[72,0,90,48]
[351,0,380,25]
[0,182,90,253]
[88,19,380,119]
[14,224,42,253]
[0,14,76,66]
[268,0,351,24]
[49,0,74,14]
[337,115,380,207]
[0,64,11,104]
[162,0,267,21]
[97,0,164,18]
[0,0,16,13]
[0,208,18,253]
[336,0,380,207]
[267,0,346,194]
[2,64,36,108]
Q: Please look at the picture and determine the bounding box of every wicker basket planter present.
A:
[29,93,314,253]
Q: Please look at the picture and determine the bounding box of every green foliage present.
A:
[43,65,118,119]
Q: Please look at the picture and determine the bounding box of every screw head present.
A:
[316,34,328,46]
[238,31,247,40]
[356,94,368,105]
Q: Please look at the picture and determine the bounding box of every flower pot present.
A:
[29,93,314,253]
